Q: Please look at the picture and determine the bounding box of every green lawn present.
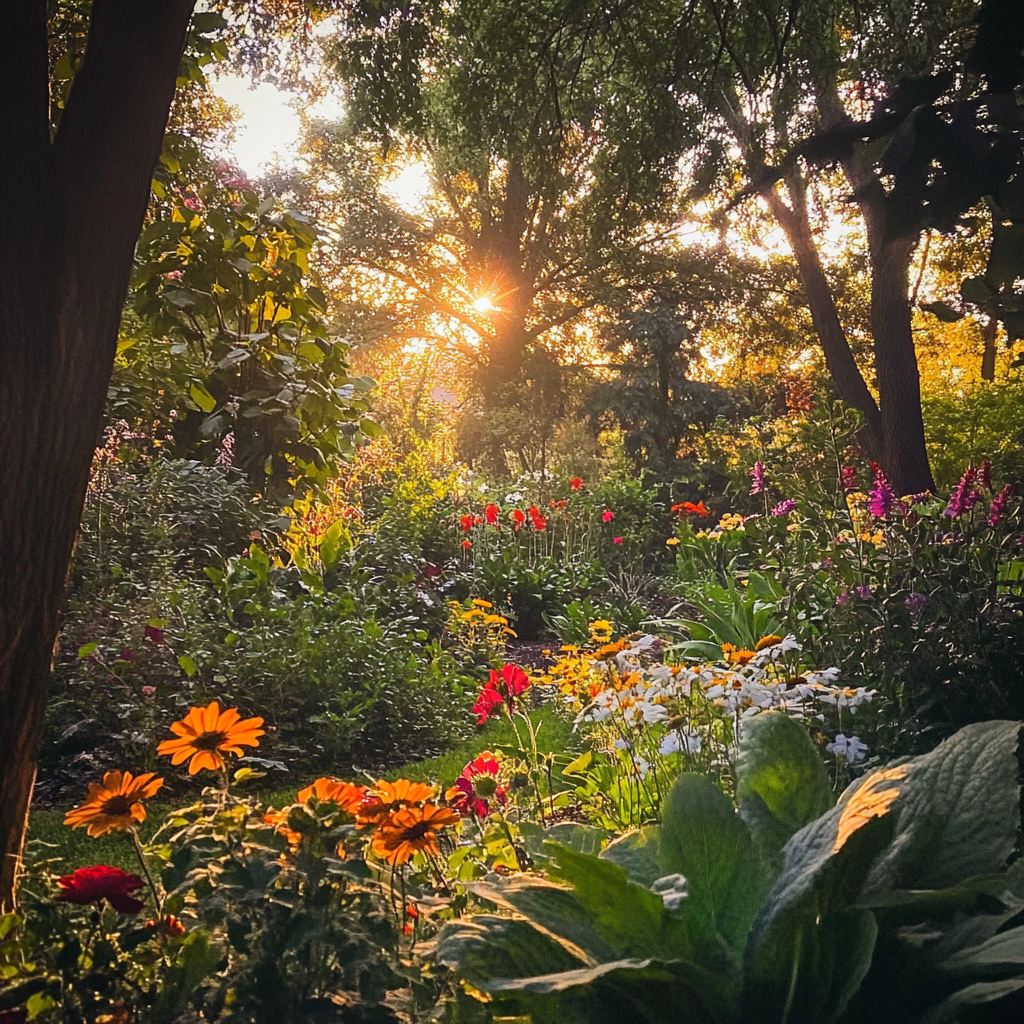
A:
[27,707,578,874]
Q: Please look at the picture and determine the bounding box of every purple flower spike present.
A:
[771,499,797,516]
[944,466,981,518]
[905,592,927,622]
[749,461,766,496]
[988,484,1012,527]
[979,461,992,492]
[855,585,873,600]
[868,463,896,518]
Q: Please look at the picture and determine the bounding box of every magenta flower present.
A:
[979,460,992,492]
[613,536,623,544]
[905,592,927,622]
[944,466,981,518]
[749,461,766,496]
[770,499,797,517]
[601,510,615,523]
[855,585,873,600]
[988,485,1012,527]
[868,463,896,518]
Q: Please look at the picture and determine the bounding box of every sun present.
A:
[472,295,495,313]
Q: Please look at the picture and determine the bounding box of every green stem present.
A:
[781,925,803,1024]
[131,829,162,917]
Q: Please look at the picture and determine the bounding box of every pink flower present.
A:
[602,510,615,523]
[142,686,156,697]
[770,499,797,517]
[944,466,982,518]
[57,866,145,914]
[868,463,897,518]
[988,485,1012,527]
[749,461,766,496]
[613,536,623,544]
[144,625,164,645]
[979,460,992,492]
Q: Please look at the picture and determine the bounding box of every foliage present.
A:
[430,717,1024,1024]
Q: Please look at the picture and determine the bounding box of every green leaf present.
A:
[860,720,1022,898]
[599,826,663,888]
[961,275,995,305]
[151,930,221,1024]
[546,844,689,960]
[189,382,217,413]
[920,978,1024,1023]
[77,641,99,658]
[434,915,586,986]
[941,926,1024,975]
[177,654,197,678]
[659,773,766,954]
[520,822,607,861]
[737,712,833,871]
[297,341,325,363]
[319,519,349,572]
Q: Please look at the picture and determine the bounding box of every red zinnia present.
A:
[601,510,615,523]
[528,506,548,530]
[56,866,146,914]
[512,509,526,531]
[446,751,507,817]
[472,684,504,725]
[460,514,475,532]
[570,477,584,491]
[485,503,500,525]
[462,539,473,549]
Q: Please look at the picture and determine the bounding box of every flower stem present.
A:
[130,829,162,917]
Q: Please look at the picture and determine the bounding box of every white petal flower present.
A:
[826,733,868,763]
[660,730,701,756]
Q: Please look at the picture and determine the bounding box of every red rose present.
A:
[56,866,146,914]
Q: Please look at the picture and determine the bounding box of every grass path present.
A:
[27,707,578,874]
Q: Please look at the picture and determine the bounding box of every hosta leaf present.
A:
[737,712,833,871]
[599,826,663,888]
[659,773,766,954]
[861,720,1022,897]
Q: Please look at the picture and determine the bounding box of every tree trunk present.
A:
[870,236,937,495]
[0,0,195,912]
[981,315,998,382]
[763,176,883,453]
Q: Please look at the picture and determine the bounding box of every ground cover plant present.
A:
[3,1,1024,1022]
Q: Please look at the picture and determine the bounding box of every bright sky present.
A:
[210,73,431,209]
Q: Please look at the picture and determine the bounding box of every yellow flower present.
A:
[721,643,756,665]
[64,770,164,837]
[666,537,680,546]
[157,701,265,774]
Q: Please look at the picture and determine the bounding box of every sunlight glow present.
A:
[472,295,495,313]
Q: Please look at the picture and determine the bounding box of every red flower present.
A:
[613,536,623,544]
[841,465,858,491]
[570,477,585,491]
[512,509,526,531]
[528,505,548,531]
[472,684,504,725]
[672,501,709,518]
[485,503,500,525]
[446,751,507,816]
[462,539,472,549]
[56,866,146,914]
[144,624,165,645]
[460,514,475,532]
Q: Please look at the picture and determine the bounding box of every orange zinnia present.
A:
[157,701,264,774]
[297,777,367,814]
[721,643,756,665]
[64,770,164,836]
[263,808,303,847]
[371,803,459,864]
[357,778,436,827]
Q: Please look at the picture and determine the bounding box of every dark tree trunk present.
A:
[0,0,195,911]
[981,315,998,382]
[870,236,936,494]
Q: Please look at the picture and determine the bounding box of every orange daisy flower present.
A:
[297,777,367,814]
[357,779,436,827]
[157,701,264,774]
[64,770,164,836]
[371,803,459,864]
[263,808,303,847]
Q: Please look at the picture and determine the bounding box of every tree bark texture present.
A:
[0,0,196,911]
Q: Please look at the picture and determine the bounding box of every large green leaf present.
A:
[659,773,766,955]
[737,712,833,870]
[433,915,586,987]
[546,844,691,960]
[599,826,663,888]
[860,720,1022,898]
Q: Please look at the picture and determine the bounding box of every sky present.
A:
[210,73,430,209]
